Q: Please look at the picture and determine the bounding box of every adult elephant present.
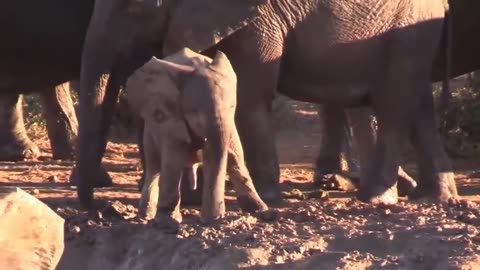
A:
[316,0,480,193]
[75,0,455,208]
[0,86,77,161]
[0,2,95,161]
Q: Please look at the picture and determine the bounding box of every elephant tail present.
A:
[440,9,452,133]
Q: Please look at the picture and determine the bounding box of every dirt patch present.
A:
[2,99,480,269]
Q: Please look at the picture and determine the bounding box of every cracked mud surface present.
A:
[2,100,480,269]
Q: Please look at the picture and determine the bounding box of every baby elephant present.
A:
[125,48,268,226]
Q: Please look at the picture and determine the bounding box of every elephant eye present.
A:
[152,108,166,123]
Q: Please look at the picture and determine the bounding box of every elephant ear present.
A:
[163,0,269,55]
[209,51,237,81]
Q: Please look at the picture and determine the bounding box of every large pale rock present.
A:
[0,187,64,270]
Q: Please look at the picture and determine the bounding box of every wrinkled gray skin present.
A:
[0,85,78,161]
[75,0,455,207]
[316,0,480,198]
[125,49,268,225]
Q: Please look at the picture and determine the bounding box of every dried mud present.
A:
[2,100,480,269]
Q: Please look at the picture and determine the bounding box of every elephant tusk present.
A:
[190,163,200,190]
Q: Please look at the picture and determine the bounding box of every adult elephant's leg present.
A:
[0,93,40,161]
[357,103,409,204]
[347,107,417,196]
[314,105,348,183]
[346,107,376,187]
[215,28,284,204]
[409,90,457,202]
[39,82,78,160]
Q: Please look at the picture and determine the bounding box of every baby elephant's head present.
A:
[125,48,237,151]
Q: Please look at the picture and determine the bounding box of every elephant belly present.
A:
[277,0,446,105]
[277,78,370,106]
[0,63,76,92]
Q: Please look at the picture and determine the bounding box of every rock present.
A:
[102,200,136,220]
[47,175,58,183]
[315,174,357,191]
[0,187,64,270]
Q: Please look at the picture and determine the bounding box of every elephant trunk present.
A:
[200,110,231,223]
[75,21,119,207]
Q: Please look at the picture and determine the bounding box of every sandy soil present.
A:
[2,99,480,269]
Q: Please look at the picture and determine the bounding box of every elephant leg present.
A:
[137,128,161,221]
[136,113,204,206]
[0,93,40,161]
[136,116,146,191]
[227,128,268,213]
[314,105,348,183]
[39,82,78,160]
[217,30,283,205]
[155,140,186,231]
[346,107,376,187]
[356,105,409,204]
[347,107,417,196]
[409,90,457,202]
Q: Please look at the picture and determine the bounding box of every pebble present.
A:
[47,175,58,183]
[71,225,81,234]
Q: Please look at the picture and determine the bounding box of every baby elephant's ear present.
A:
[148,57,195,88]
[208,51,237,94]
[209,51,234,75]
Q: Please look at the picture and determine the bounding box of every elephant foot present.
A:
[237,195,268,213]
[409,172,458,203]
[0,138,40,161]
[357,184,398,205]
[51,147,74,161]
[137,199,157,222]
[69,165,113,188]
[397,167,417,197]
[256,183,283,206]
[152,211,182,234]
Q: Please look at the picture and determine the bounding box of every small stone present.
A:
[71,225,81,234]
[282,189,307,200]
[275,256,284,263]
[381,209,392,217]
[102,200,136,220]
[305,190,329,200]
[31,189,40,195]
[47,175,58,183]
[255,209,278,222]
[292,210,312,223]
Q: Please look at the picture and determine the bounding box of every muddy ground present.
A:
[2,97,480,269]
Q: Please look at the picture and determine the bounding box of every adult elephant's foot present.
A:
[152,211,182,234]
[0,138,40,161]
[357,184,399,205]
[69,165,113,188]
[409,172,458,203]
[256,183,283,205]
